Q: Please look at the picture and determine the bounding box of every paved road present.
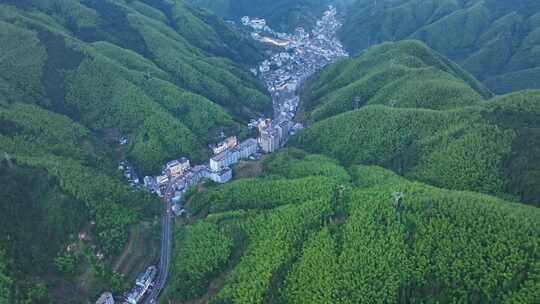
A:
[142,182,175,304]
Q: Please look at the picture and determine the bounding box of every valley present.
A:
[125,6,348,303]
[0,1,539,304]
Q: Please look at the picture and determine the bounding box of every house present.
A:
[172,204,186,216]
[125,285,145,304]
[136,266,157,289]
[95,292,114,304]
[165,157,191,177]
[213,136,238,154]
[156,175,169,186]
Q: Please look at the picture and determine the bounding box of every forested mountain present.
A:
[293,41,540,207]
[0,101,160,302]
[2,1,540,303]
[161,149,540,303]
[0,0,269,302]
[1,0,271,174]
[339,0,540,94]
[298,40,491,122]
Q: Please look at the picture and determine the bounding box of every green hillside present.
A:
[162,150,540,303]
[0,0,271,174]
[186,0,333,31]
[295,40,540,207]
[292,90,540,207]
[299,40,491,122]
[0,0,269,302]
[339,0,540,94]
[0,101,161,302]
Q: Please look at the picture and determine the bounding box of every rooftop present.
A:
[211,150,232,162]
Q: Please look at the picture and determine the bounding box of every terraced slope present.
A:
[339,0,540,94]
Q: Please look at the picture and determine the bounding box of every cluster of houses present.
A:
[245,6,348,97]
[95,265,156,304]
[241,16,268,31]
[142,135,263,213]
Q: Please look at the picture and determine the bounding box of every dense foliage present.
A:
[339,0,540,94]
[0,0,271,173]
[0,2,270,301]
[162,151,540,303]
[299,40,490,122]
[166,221,233,301]
[0,250,12,304]
[0,101,160,302]
[295,41,540,207]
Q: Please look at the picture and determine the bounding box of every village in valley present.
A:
[101,6,348,304]
[135,5,348,218]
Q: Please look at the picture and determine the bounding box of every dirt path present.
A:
[113,226,135,272]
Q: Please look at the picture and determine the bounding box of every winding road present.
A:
[141,183,174,304]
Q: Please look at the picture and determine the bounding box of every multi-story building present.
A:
[210,150,238,172]
[275,120,291,145]
[258,128,280,153]
[208,168,233,184]
[234,138,258,159]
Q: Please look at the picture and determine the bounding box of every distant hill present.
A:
[161,149,540,303]
[186,0,336,31]
[0,0,270,302]
[339,0,540,94]
[298,40,491,122]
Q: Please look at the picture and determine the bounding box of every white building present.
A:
[210,150,238,172]
[234,138,258,159]
[96,292,114,304]
[250,18,266,30]
[208,168,233,184]
[125,286,144,304]
[156,175,169,186]
[258,128,280,153]
[136,266,157,290]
